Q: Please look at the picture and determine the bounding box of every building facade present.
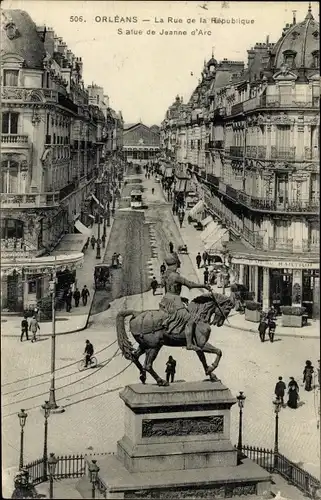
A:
[161,7,320,318]
[0,10,122,312]
[123,123,160,165]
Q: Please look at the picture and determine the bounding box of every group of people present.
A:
[20,315,40,343]
[274,360,317,410]
[83,234,107,251]
[63,284,90,312]
[112,252,123,268]
[258,307,277,343]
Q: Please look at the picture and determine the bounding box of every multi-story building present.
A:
[161,7,320,318]
[0,10,122,312]
[123,123,160,165]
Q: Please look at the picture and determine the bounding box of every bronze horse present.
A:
[116,293,234,386]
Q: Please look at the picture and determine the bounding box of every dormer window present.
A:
[3,69,19,87]
[312,50,319,68]
[282,50,297,69]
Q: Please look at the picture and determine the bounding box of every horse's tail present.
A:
[116,310,139,362]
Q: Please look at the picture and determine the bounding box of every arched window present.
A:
[282,50,297,69]
[312,50,319,68]
[1,112,19,134]
[1,218,24,240]
[0,160,19,193]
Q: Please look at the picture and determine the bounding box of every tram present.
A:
[130,190,143,209]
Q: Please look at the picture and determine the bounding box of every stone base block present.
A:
[76,455,273,499]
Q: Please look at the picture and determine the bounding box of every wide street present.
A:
[2,172,320,495]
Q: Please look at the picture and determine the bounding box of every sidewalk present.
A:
[165,185,319,340]
[0,220,114,338]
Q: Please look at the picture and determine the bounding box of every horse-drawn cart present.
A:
[94,264,111,290]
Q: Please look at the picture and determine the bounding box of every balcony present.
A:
[59,182,76,200]
[242,227,264,249]
[1,134,29,148]
[0,192,60,207]
[1,87,58,104]
[302,239,319,253]
[271,146,296,161]
[268,237,293,252]
[239,193,319,214]
[229,146,243,158]
[230,102,244,115]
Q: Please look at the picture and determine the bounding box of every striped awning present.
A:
[200,221,217,242]
[204,230,229,253]
[176,179,187,192]
[200,215,213,228]
[74,219,92,237]
[188,200,204,219]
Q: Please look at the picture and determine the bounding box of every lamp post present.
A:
[48,277,63,413]
[273,397,282,471]
[237,391,246,462]
[18,409,28,469]
[221,241,229,295]
[42,401,51,481]
[48,453,58,499]
[88,459,100,499]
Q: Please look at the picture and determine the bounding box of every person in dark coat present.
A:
[274,376,286,406]
[169,241,174,253]
[73,287,81,307]
[258,317,268,342]
[196,252,202,269]
[151,277,158,296]
[203,267,209,285]
[287,377,299,409]
[81,285,90,306]
[20,316,29,342]
[90,235,96,249]
[65,289,72,312]
[202,251,208,267]
[303,360,314,392]
[165,355,176,383]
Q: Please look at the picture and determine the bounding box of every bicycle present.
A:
[77,355,98,371]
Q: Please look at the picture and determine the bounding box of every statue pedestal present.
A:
[78,381,272,499]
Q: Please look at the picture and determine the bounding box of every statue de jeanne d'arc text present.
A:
[116,254,234,386]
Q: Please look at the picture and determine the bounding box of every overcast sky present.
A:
[3,0,319,125]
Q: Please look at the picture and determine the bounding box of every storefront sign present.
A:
[231,257,319,270]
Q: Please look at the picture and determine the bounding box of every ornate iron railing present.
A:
[1,134,29,144]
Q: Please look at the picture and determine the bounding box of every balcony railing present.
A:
[268,237,293,252]
[1,134,29,144]
[271,146,296,160]
[0,192,60,207]
[59,182,76,200]
[229,146,243,158]
[239,193,319,213]
[302,239,320,253]
[1,87,58,103]
[230,102,244,115]
[243,227,264,249]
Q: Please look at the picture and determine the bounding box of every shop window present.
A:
[28,279,37,294]
[1,218,24,239]
[3,69,19,86]
[1,112,19,134]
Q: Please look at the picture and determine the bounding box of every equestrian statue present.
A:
[116,254,234,386]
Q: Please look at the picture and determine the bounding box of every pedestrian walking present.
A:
[73,287,81,307]
[65,289,72,312]
[287,377,299,409]
[274,376,286,406]
[118,254,123,267]
[20,316,29,342]
[202,251,208,267]
[151,276,158,296]
[102,233,106,248]
[318,360,320,387]
[268,317,276,342]
[203,267,209,285]
[29,316,40,343]
[303,360,314,391]
[196,252,202,269]
[169,241,174,253]
[258,317,268,342]
[165,355,176,383]
[84,238,89,251]
[160,262,166,275]
[81,285,90,306]
[91,235,96,250]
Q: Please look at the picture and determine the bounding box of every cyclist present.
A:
[84,339,94,367]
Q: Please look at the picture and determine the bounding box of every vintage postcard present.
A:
[1,0,320,498]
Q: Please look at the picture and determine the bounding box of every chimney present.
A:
[43,27,55,55]
[266,35,269,45]
[292,10,297,24]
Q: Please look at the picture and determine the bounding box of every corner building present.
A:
[0,10,121,312]
[161,7,320,318]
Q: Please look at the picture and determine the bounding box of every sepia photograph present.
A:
[1,0,320,498]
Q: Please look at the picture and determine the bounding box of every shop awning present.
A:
[176,179,187,193]
[200,221,217,242]
[200,215,213,228]
[92,194,104,209]
[74,219,92,237]
[165,167,173,178]
[204,230,229,253]
[1,252,84,276]
[188,200,204,219]
[51,234,88,255]
[160,165,166,175]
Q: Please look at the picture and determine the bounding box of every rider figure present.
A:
[84,339,94,367]
[159,254,211,351]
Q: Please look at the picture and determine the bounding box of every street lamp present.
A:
[48,453,58,499]
[88,459,100,499]
[18,409,28,469]
[273,397,282,470]
[47,278,63,413]
[42,400,51,481]
[221,241,229,295]
[237,391,246,462]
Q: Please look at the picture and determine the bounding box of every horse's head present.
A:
[211,293,235,326]
[190,292,234,326]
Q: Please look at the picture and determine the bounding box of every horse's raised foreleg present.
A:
[144,347,168,386]
[196,350,210,376]
[202,342,222,378]
[132,345,147,384]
